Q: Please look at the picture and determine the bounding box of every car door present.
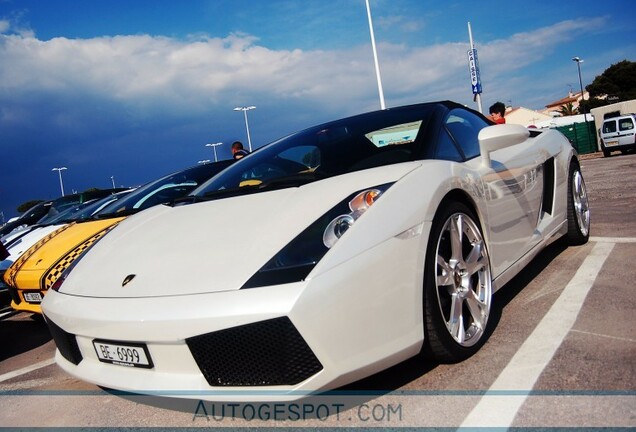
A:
[601,119,619,148]
[443,109,543,276]
[617,116,636,146]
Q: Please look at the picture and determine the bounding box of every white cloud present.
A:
[376,15,423,33]
[0,16,608,121]
[477,18,606,77]
[0,12,35,38]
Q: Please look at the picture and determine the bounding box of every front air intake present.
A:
[186,316,322,387]
[45,316,83,365]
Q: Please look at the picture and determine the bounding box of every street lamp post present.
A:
[233,106,256,152]
[365,0,386,110]
[572,56,593,149]
[205,142,223,162]
[110,176,116,189]
[52,167,67,197]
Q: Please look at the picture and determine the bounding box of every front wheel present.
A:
[600,142,611,157]
[422,202,493,363]
[566,162,590,245]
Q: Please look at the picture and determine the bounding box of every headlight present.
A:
[242,183,392,289]
[323,188,384,248]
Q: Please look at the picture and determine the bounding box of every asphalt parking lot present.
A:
[0,152,634,428]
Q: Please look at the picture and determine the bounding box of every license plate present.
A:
[606,140,619,147]
[23,292,43,303]
[93,340,154,368]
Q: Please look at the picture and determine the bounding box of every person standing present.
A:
[231,141,249,160]
[488,102,506,124]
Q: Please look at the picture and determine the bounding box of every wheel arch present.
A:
[428,188,494,260]
[433,189,483,231]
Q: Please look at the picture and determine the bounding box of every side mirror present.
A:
[478,124,530,167]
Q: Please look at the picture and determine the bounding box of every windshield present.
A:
[41,191,132,225]
[192,105,435,198]
[37,200,97,225]
[96,160,233,218]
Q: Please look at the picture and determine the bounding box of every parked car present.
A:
[0,189,127,239]
[0,192,130,310]
[599,113,636,157]
[4,161,233,314]
[1,190,131,249]
[0,201,53,239]
[42,101,589,401]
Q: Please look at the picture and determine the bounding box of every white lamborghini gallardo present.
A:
[42,101,590,401]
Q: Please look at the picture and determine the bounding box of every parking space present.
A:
[0,153,634,428]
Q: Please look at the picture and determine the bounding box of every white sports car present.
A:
[42,101,590,401]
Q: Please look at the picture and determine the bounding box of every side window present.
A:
[444,108,489,159]
[619,118,634,132]
[435,127,463,161]
[603,121,617,134]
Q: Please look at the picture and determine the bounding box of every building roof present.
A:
[504,106,552,127]
[545,91,585,109]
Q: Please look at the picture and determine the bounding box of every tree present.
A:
[17,200,44,213]
[558,102,578,116]
[584,60,636,110]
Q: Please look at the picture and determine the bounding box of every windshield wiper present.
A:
[173,172,326,205]
[257,172,325,189]
[199,184,262,201]
[93,208,140,219]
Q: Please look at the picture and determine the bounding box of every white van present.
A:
[599,113,636,157]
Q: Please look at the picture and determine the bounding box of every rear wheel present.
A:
[422,202,492,363]
[566,162,590,245]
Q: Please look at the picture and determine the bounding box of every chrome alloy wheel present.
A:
[572,169,590,238]
[435,212,492,347]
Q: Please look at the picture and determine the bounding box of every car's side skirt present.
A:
[492,220,567,293]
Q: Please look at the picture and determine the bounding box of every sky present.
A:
[1,0,635,220]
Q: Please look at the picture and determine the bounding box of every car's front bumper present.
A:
[42,232,427,401]
[9,286,46,314]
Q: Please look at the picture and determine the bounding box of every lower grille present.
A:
[186,316,322,387]
[45,317,83,365]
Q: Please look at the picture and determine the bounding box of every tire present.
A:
[601,142,610,157]
[566,162,590,245]
[422,201,493,363]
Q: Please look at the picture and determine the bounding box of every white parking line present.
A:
[570,328,636,344]
[460,240,615,428]
[590,236,636,243]
[0,310,18,320]
[0,358,56,384]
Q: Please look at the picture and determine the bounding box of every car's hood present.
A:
[6,217,125,290]
[0,225,66,272]
[60,163,421,299]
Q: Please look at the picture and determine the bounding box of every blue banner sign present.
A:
[468,48,482,94]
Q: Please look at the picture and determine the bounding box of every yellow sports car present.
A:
[5,161,232,314]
